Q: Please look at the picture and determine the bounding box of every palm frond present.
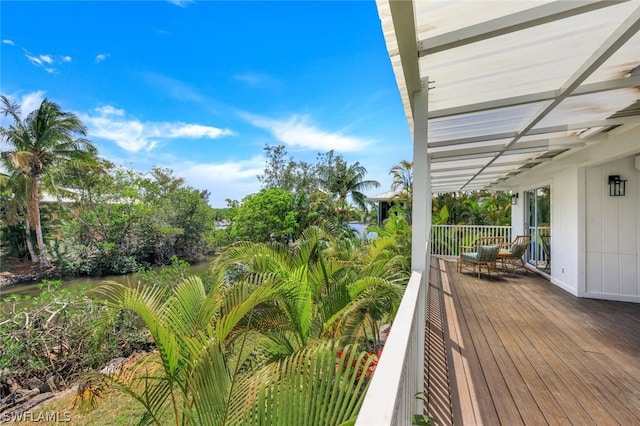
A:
[230,342,374,426]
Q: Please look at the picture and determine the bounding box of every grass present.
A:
[5,354,173,426]
[7,387,146,425]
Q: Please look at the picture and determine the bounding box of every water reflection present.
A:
[0,260,213,300]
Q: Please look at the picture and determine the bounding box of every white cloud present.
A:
[83,106,235,153]
[177,157,264,206]
[0,91,46,128]
[168,124,232,139]
[20,91,46,115]
[96,105,125,116]
[26,54,42,65]
[234,72,280,89]
[11,91,46,117]
[95,53,109,63]
[23,50,70,72]
[167,0,195,7]
[2,39,15,45]
[242,113,370,152]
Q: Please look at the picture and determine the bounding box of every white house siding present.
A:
[585,154,640,302]
[508,127,640,303]
[551,166,580,295]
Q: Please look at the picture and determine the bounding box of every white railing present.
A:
[358,225,518,424]
[527,226,551,269]
[431,225,512,257]
[356,270,426,425]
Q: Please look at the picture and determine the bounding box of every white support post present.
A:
[412,88,430,272]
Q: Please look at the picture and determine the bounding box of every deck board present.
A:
[427,258,640,426]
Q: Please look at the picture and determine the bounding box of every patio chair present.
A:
[540,234,551,269]
[457,236,503,278]
[497,235,531,271]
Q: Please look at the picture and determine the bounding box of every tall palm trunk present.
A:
[29,174,50,268]
[24,218,38,263]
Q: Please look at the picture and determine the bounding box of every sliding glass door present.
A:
[526,187,551,274]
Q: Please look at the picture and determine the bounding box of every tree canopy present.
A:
[0,96,98,268]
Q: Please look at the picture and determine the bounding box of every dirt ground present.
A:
[0,258,40,277]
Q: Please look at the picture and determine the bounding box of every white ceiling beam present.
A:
[418,1,627,56]
[460,5,640,190]
[379,0,421,107]
[428,75,640,119]
[428,118,638,148]
[431,171,482,178]
[431,137,575,160]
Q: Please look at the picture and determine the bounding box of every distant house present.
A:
[366,189,403,224]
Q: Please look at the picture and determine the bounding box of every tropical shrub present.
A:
[230,188,300,244]
[0,281,146,397]
[84,271,377,425]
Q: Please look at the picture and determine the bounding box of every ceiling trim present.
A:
[417,0,626,56]
[429,117,639,148]
[460,5,640,190]
[428,75,640,119]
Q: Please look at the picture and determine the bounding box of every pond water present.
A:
[0,259,214,301]
[1,224,372,301]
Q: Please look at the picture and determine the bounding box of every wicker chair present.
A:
[457,236,504,278]
[497,235,532,271]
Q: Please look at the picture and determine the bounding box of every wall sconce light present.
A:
[511,192,519,205]
[608,175,626,196]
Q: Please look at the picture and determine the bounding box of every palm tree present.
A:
[89,271,373,425]
[390,160,413,218]
[0,96,97,268]
[335,160,380,211]
[0,167,38,262]
[325,158,379,228]
[214,225,348,356]
[325,236,406,350]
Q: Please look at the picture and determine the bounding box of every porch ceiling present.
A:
[377,0,640,193]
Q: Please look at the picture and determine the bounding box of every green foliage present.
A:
[318,150,380,217]
[237,343,374,425]
[0,95,98,268]
[367,212,411,272]
[412,392,439,425]
[0,281,147,391]
[390,160,413,221]
[5,220,408,422]
[257,145,318,196]
[230,187,300,244]
[0,223,29,258]
[257,145,380,233]
[53,164,216,275]
[136,256,193,291]
[86,249,383,425]
[432,191,511,225]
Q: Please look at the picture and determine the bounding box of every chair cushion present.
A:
[462,246,499,262]
[462,252,478,261]
[476,245,499,261]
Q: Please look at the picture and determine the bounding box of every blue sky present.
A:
[1,0,412,207]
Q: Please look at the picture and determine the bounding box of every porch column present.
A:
[412,87,431,272]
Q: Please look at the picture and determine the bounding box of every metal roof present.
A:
[366,188,402,202]
[377,0,640,193]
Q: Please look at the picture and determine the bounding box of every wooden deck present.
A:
[424,257,640,426]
